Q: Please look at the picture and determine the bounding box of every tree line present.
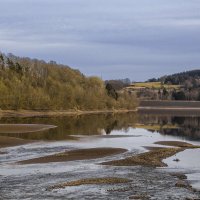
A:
[0,53,137,110]
[147,70,200,101]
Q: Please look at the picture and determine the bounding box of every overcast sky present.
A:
[0,0,200,81]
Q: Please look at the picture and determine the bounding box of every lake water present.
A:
[0,112,200,199]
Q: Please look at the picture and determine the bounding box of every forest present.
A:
[0,53,137,110]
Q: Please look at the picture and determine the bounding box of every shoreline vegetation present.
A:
[1,100,200,118]
[0,109,137,118]
[0,53,137,111]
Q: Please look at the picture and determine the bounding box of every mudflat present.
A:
[0,136,34,148]
[102,141,200,167]
[154,141,194,147]
[102,148,183,167]
[19,147,127,164]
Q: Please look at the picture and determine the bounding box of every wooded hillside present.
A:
[146,69,200,101]
[0,53,137,110]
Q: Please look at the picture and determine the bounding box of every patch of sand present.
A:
[102,148,183,167]
[0,136,34,148]
[49,177,131,190]
[102,141,200,167]
[19,147,127,165]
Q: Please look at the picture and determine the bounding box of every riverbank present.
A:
[0,109,137,118]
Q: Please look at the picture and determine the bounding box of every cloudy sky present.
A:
[0,0,200,81]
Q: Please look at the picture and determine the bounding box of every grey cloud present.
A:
[0,0,200,81]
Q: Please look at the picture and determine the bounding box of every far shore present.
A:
[1,106,200,118]
[0,109,137,118]
[138,107,200,110]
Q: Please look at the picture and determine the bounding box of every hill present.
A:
[0,53,137,110]
[157,69,200,86]
[146,69,200,101]
[121,69,200,101]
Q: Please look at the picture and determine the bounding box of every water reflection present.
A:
[138,115,200,141]
[0,114,137,140]
[0,113,200,141]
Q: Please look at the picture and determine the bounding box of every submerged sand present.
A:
[0,124,56,134]
[0,136,34,148]
[154,141,195,147]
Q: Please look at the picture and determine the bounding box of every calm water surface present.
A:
[1,113,200,199]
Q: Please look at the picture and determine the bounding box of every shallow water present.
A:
[1,113,200,199]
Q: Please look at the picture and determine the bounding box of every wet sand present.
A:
[49,177,131,190]
[19,147,127,164]
[154,141,195,147]
[102,148,183,167]
[0,136,34,148]
[102,141,200,167]
[0,124,56,134]
[0,151,7,154]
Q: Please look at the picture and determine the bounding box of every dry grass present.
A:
[49,177,131,190]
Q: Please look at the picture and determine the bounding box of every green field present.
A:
[129,82,181,90]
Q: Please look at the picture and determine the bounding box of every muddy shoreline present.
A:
[0,109,137,118]
[1,107,200,118]
[0,136,34,149]
[0,124,56,134]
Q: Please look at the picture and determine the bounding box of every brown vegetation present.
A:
[0,53,137,111]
